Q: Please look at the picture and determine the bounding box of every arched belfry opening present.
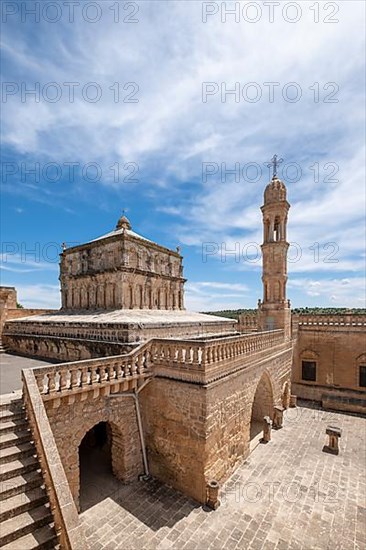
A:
[250,373,274,441]
[79,422,113,511]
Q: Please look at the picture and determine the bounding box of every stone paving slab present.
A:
[0,354,54,395]
[80,404,366,550]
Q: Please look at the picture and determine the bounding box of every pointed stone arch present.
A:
[74,416,135,516]
[250,370,274,440]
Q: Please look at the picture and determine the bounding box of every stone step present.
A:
[0,503,54,547]
[0,442,36,465]
[0,409,26,424]
[0,455,39,482]
[1,524,59,550]
[0,429,32,450]
[0,487,48,522]
[0,418,29,435]
[0,470,43,501]
[0,397,23,413]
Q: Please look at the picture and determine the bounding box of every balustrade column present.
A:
[59,371,68,392]
[70,369,79,389]
[108,365,115,381]
[178,347,185,363]
[36,375,44,394]
[99,366,108,383]
[48,373,56,394]
[122,360,129,378]
[80,367,88,386]
[116,362,123,379]
[131,359,137,375]
[90,366,98,385]
[137,355,144,374]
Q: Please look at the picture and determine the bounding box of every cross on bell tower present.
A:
[258,159,291,339]
[266,154,284,178]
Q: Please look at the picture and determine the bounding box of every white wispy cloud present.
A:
[288,277,365,307]
[12,284,60,309]
[185,280,250,311]
[0,253,59,273]
[1,1,365,309]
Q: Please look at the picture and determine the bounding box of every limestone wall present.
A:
[204,346,292,484]
[140,342,293,504]
[140,378,207,503]
[4,333,130,361]
[292,317,366,390]
[45,394,143,510]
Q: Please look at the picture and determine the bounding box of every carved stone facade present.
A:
[59,215,186,311]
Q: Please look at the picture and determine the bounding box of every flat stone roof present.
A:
[8,309,236,326]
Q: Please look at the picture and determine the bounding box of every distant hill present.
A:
[201,309,257,320]
[202,307,366,320]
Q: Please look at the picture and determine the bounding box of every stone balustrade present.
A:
[152,329,284,365]
[29,330,286,403]
[32,342,152,401]
[150,330,286,383]
[296,314,366,327]
[30,330,286,400]
[238,314,258,332]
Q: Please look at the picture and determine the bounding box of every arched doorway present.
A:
[79,422,113,511]
[250,372,274,441]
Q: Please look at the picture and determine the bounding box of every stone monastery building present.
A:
[0,174,365,549]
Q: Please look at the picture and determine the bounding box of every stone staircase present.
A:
[0,395,59,549]
[0,339,8,354]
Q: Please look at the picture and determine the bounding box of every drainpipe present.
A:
[109,378,151,478]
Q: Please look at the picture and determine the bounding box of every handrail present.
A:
[32,340,152,397]
[22,369,87,550]
[30,330,285,397]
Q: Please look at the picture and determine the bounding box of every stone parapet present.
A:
[32,341,153,404]
[294,314,366,329]
[151,330,287,385]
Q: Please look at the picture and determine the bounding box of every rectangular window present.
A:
[302,360,316,382]
[359,366,366,388]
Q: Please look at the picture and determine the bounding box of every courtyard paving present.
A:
[80,404,366,550]
[0,353,55,394]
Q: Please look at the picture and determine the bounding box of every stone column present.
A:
[273,406,284,429]
[290,395,297,408]
[262,416,272,443]
[323,426,342,455]
[206,480,220,510]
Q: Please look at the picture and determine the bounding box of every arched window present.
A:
[274,216,281,241]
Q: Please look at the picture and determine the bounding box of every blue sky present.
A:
[1,1,365,310]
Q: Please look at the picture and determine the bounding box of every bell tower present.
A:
[258,156,291,339]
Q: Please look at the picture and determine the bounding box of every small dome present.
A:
[116,214,131,230]
[264,176,287,204]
